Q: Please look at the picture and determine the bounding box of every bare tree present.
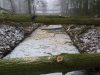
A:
[60,0,69,16]
[38,0,47,15]
[9,0,16,13]
[32,0,36,16]
[27,0,32,15]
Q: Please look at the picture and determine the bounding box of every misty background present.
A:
[0,0,100,17]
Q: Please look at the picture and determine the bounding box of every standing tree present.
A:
[60,0,69,16]
[9,0,15,13]
[38,0,47,15]
[27,0,32,15]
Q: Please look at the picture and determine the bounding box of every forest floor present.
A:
[2,24,100,75]
[4,25,78,58]
[4,25,86,75]
[0,14,100,75]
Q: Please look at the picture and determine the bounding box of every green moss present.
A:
[0,54,100,75]
[0,14,100,25]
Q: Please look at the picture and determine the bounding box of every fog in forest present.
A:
[0,0,100,75]
[0,0,100,17]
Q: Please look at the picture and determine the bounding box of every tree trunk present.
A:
[32,0,36,16]
[27,0,32,15]
[9,0,15,13]
[1,53,100,75]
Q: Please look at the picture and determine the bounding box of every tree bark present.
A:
[1,53,100,75]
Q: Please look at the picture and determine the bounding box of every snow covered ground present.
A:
[4,25,85,75]
[42,71,86,75]
[4,25,79,58]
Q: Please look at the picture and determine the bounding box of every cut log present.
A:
[1,53,100,75]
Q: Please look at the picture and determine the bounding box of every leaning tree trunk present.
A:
[0,6,14,14]
[1,53,100,75]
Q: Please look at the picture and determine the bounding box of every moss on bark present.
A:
[0,53,100,75]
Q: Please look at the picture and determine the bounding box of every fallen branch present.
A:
[1,53,100,75]
[0,6,13,14]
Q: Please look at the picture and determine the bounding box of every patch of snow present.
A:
[41,73,62,75]
[4,25,79,59]
[66,70,87,75]
[41,70,86,75]
[41,25,62,30]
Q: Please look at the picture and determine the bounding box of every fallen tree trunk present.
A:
[0,6,13,14]
[1,53,100,75]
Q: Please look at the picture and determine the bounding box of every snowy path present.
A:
[4,25,79,59]
[4,25,85,75]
